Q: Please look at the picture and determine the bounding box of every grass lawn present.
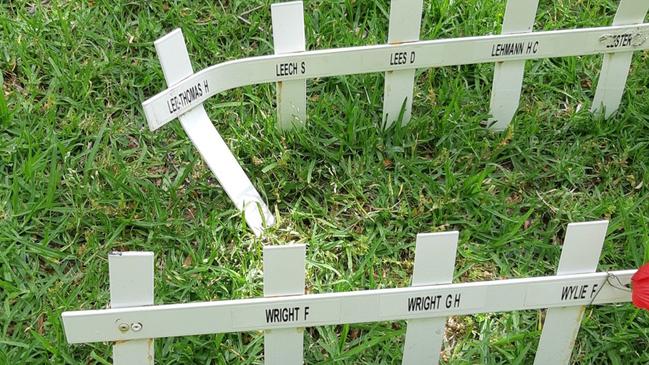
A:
[2,0,649,363]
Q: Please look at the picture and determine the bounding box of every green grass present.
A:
[2,0,649,363]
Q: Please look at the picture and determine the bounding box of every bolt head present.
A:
[131,322,143,332]
[118,323,130,332]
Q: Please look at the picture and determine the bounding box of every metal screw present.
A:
[131,322,143,332]
[118,323,130,332]
[631,34,646,47]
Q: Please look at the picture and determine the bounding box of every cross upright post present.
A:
[272,1,307,129]
[382,0,423,128]
[533,221,609,365]
[401,232,459,364]
[263,244,306,364]
[109,252,155,365]
[487,0,539,131]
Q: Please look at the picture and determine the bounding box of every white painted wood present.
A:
[488,0,539,131]
[382,0,423,128]
[402,232,458,365]
[154,29,274,236]
[109,252,154,365]
[62,268,633,344]
[143,23,649,130]
[533,221,609,365]
[263,245,306,365]
[272,1,307,129]
[591,1,649,118]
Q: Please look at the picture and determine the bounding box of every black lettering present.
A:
[389,52,408,65]
[408,295,446,312]
[561,285,594,301]
[408,297,417,312]
[276,62,303,76]
[514,42,523,55]
[624,34,632,46]
[301,61,306,74]
[561,285,575,301]
[203,80,209,93]
[492,42,529,57]
[265,307,307,323]
[410,51,416,64]
[590,284,599,298]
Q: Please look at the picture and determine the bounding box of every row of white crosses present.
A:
[142,1,649,236]
[271,0,649,129]
[62,220,636,364]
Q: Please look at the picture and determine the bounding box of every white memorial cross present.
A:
[402,232,458,364]
[533,221,609,365]
[151,29,274,236]
[62,221,636,364]
[487,0,539,131]
[591,0,649,117]
[272,1,307,129]
[382,0,423,128]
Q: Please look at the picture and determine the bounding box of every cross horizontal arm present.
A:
[62,269,634,344]
[143,23,649,130]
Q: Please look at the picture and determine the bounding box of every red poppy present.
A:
[631,263,649,310]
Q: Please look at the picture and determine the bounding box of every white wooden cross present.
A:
[151,29,274,236]
[591,0,649,117]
